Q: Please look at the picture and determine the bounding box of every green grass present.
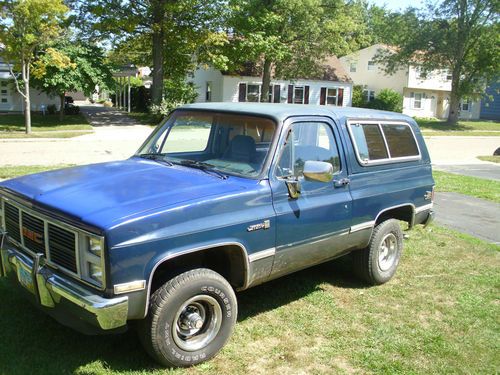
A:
[477,155,500,163]
[0,224,498,374]
[0,165,75,179]
[0,114,93,138]
[127,112,163,127]
[433,170,500,203]
[417,118,500,136]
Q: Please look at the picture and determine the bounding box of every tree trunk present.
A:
[260,58,272,102]
[447,70,461,125]
[151,0,166,105]
[22,61,31,134]
[59,93,65,121]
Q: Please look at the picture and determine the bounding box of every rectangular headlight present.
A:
[88,237,102,257]
[88,263,103,284]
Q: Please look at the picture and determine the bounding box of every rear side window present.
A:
[348,121,420,165]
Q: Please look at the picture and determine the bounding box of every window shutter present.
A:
[273,85,281,103]
[320,87,326,105]
[304,86,310,104]
[238,83,247,102]
[287,85,294,103]
[337,88,344,106]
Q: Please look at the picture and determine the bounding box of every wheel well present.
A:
[375,205,414,227]
[149,245,247,295]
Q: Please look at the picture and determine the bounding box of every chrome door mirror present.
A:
[303,161,334,183]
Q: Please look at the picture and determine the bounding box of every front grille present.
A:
[48,223,77,273]
[21,211,46,255]
[4,202,21,243]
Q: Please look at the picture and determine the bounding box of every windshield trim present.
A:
[135,108,282,181]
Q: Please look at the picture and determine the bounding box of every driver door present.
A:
[269,118,352,278]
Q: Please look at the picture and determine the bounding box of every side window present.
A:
[350,123,388,161]
[349,121,420,164]
[381,124,419,157]
[277,122,341,177]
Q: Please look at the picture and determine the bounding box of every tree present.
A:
[31,41,113,120]
[76,0,228,105]
[0,0,68,133]
[375,0,499,124]
[227,0,369,101]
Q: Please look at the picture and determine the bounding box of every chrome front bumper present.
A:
[0,232,128,331]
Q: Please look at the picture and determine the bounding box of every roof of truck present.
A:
[180,102,414,123]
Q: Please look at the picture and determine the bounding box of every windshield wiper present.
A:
[137,153,173,166]
[177,159,228,180]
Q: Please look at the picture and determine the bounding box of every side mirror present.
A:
[303,161,334,183]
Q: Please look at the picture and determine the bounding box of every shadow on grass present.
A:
[0,257,364,374]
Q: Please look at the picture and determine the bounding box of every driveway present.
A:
[434,192,500,245]
[424,135,500,164]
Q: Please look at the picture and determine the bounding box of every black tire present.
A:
[139,268,237,367]
[352,219,403,285]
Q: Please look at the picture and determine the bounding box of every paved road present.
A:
[434,163,500,181]
[0,105,153,166]
[424,135,500,165]
[434,192,500,245]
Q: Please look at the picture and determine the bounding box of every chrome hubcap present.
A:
[172,295,222,352]
[378,233,398,272]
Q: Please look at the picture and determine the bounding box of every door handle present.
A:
[333,178,350,188]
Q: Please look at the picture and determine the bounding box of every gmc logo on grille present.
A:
[22,227,44,245]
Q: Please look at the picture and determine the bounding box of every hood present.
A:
[0,158,251,230]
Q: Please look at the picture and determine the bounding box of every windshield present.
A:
[136,110,277,178]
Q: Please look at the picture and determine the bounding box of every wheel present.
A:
[139,268,237,367]
[352,219,403,285]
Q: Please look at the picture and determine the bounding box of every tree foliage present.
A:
[227,0,370,100]
[75,0,229,105]
[374,0,499,124]
[31,40,114,119]
[0,0,68,132]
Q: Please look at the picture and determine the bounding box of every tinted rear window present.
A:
[381,123,419,157]
[350,123,388,161]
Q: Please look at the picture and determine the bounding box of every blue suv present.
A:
[0,103,434,367]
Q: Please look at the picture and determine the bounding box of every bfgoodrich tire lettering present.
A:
[139,268,237,367]
[352,219,403,285]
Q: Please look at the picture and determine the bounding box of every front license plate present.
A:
[18,266,35,294]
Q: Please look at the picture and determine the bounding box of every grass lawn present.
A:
[433,170,500,203]
[127,112,164,127]
[477,155,500,163]
[0,113,93,138]
[417,118,500,136]
[0,225,498,374]
[0,165,74,180]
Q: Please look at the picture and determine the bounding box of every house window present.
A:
[294,86,304,104]
[350,63,357,73]
[326,88,337,105]
[246,84,261,102]
[445,71,452,81]
[363,89,375,102]
[205,82,212,102]
[412,92,423,109]
[367,61,376,71]
[0,81,8,104]
[461,100,471,112]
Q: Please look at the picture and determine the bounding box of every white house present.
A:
[191,56,353,107]
[339,44,481,120]
[0,58,60,112]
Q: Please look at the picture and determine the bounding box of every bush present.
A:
[47,104,57,115]
[64,105,80,115]
[149,79,197,116]
[368,89,403,113]
[352,85,366,108]
[103,101,113,108]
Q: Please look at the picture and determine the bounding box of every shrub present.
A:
[352,85,367,108]
[368,89,403,113]
[47,104,57,115]
[103,101,113,107]
[149,79,197,116]
[64,105,80,115]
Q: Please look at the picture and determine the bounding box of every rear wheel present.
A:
[352,219,403,285]
[139,268,237,367]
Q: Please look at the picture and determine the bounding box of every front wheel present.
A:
[139,268,237,367]
[352,219,403,285]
